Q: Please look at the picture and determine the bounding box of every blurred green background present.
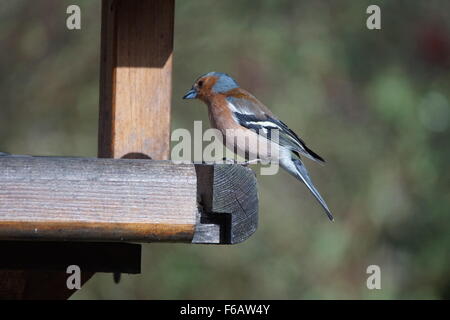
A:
[1,0,449,299]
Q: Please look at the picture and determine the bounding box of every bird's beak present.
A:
[183,88,197,100]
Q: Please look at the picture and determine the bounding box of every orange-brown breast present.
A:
[207,94,242,131]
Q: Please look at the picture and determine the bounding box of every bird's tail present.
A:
[280,157,334,221]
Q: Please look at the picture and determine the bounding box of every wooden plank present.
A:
[0,155,259,245]
[0,156,197,242]
[99,0,174,159]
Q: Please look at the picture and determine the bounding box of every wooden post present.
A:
[0,0,176,299]
[63,0,175,295]
[97,0,175,296]
[99,0,174,160]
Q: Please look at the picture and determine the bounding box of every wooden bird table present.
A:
[0,0,258,299]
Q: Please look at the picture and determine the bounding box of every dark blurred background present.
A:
[0,0,449,299]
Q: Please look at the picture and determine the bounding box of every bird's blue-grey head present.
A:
[183,72,239,100]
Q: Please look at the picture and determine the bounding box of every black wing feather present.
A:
[233,112,325,163]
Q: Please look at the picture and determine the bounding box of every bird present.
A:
[183,72,333,221]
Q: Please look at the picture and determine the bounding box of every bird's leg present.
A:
[220,158,261,166]
[221,157,238,164]
[240,159,261,166]
[239,151,262,166]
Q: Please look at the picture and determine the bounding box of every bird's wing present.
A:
[226,93,325,163]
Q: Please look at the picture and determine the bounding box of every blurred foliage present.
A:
[0,0,449,299]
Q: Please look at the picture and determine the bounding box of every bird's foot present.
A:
[242,159,261,166]
[220,158,261,166]
[221,157,238,164]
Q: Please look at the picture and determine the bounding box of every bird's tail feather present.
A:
[281,157,334,221]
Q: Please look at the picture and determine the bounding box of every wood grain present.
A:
[193,164,258,244]
[0,156,197,242]
[99,0,174,159]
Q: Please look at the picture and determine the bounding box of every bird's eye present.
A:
[197,80,204,87]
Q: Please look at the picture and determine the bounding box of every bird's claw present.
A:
[242,159,261,166]
[221,157,238,164]
[221,158,261,167]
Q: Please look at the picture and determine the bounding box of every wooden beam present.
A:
[0,155,258,245]
[0,156,196,242]
[99,0,174,160]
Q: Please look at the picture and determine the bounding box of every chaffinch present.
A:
[183,72,333,221]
